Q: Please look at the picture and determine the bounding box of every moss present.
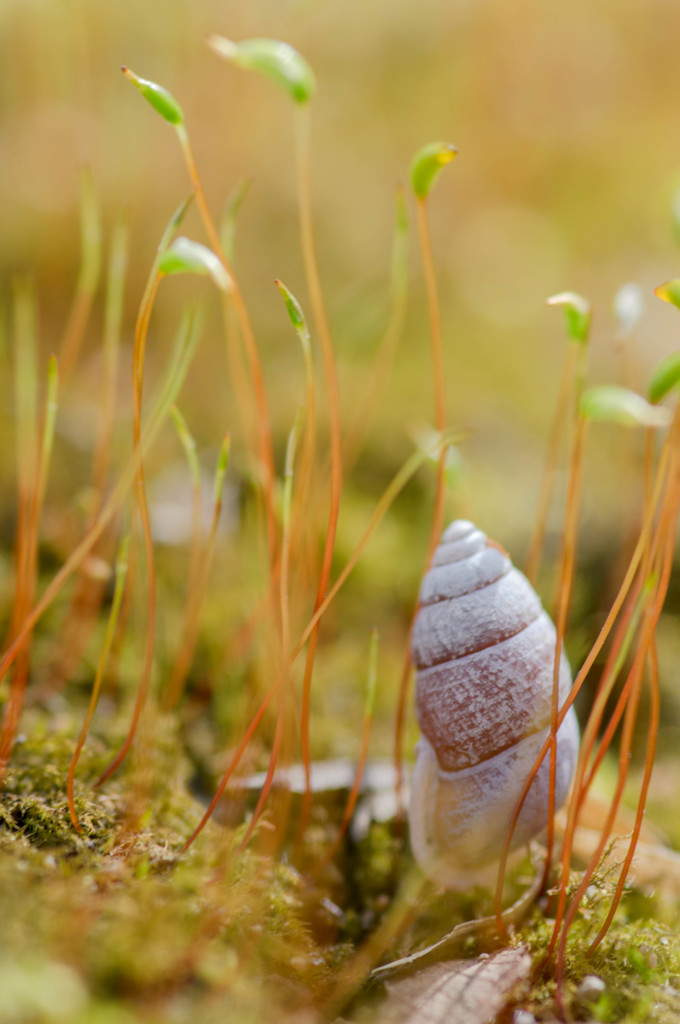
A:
[3,719,680,1023]
[1,730,118,852]
[0,721,349,1022]
[507,867,680,1023]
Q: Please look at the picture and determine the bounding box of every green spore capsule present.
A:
[410,142,458,200]
[648,352,680,405]
[122,67,184,126]
[546,291,591,344]
[207,36,316,104]
[159,237,232,293]
[580,385,671,428]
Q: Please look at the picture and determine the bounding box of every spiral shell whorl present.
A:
[409,520,579,888]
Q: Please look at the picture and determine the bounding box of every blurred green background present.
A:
[2,0,680,799]
[3,0,680,535]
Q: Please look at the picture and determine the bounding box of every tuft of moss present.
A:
[0,718,352,1021]
[509,866,680,1023]
[1,731,118,852]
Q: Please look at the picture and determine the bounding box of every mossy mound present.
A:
[0,727,351,1023]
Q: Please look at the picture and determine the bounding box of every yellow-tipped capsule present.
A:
[655,279,680,311]
[410,142,458,200]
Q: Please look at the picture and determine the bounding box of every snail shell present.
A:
[409,520,579,889]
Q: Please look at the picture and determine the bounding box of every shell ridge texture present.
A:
[409,519,580,890]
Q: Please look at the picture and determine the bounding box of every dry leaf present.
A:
[378,945,531,1024]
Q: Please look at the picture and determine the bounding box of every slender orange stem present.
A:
[239,419,298,848]
[59,167,101,382]
[184,440,442,849]
[0,286,52,781]
[549,415,680,950]
[95,273,161,789]
[542,415,586,892]
[222,297,256,460]
[162,408,203,711]
[574,483,668,800]
[41,219,129,702]
[555,514,675,999]
[239,696,287,852]
[493,425,672,933]
[294,105,343,834]
[525,343,579,585]
[289,311,316,586]
[394,196,449,824]
[177,128,278,578]
[182,680,280,852]
[416,199,446,433]
[0,307,198,785]
[555,663,646,1013]
[92,218,129,506]
[68,535,129,830]
[313,711,374,877]
[343,185,408,469]
[586,639,660,953]
[551,440,679,1000]
[312,631,377,877]
[578,587,646,796]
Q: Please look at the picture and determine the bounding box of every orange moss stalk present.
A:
[3,279,38,651]
[45,217,129,699]
[157,404,203,710]
[343,186,409,469]
[312,628,378,878]
[182,679,280,852]
[171,401,203,602]
[92,218,129,502]
[187,413,298,854]
[219,179,257,458]
[183,436,447,850]
[203,36,339,835]
[586,640,660,952]
[541,412,587,892]
[555,513,677,1009]
[121,65,278,633]
[238,412,301,849]
[553,424,679,984]
[294,103,344,834]
[525,292,590,585]
[68,534,130,831]
[0,306,200,782]
[94,266,162,790]
[549,393,674,960]
[96,221,228,789]
[394,142,458,823]
[276,280,317,592]
[577,581,647,795]
[59,166,102,381]
[494,385,672,935]
[163,432,231,711]
[524,343,579,585]
[174,126,278,579]
[0,282,58,784]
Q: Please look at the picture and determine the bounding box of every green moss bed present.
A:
[1,722,679,1024]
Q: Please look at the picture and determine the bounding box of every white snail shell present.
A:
[409,520,579,889]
